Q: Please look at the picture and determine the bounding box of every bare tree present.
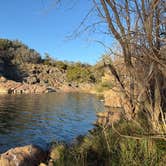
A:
[93,0,166,134]
[54,0,166,134]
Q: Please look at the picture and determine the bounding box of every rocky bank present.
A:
[0,62,95,94]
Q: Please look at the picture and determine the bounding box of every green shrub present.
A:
[0,39,41,64]
[95,82,113,93]
[66,64,95,83]
[51,122,166,166]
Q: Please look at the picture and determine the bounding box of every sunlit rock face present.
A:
[0,77,50,94]
[96,87,122,126]
[0,145,47,166]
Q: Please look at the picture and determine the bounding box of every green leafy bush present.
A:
[66,63,95,83]
[0,39,41,64]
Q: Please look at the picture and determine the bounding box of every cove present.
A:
[0,92,104,153]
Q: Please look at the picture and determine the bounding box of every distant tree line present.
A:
[0,39,41,64]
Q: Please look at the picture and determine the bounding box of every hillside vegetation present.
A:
[0,39,104,88]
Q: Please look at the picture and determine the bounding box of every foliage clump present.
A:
[51,122,166,166]
[66,63,96,83]
[0,39,41,64]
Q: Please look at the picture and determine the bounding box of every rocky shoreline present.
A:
[0,76,51,94]
[0,76,96,95]
[0,144,66,166]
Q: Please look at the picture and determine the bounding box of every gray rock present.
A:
[0,145,47,166]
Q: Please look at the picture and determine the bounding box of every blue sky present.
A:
[0,0,112,64]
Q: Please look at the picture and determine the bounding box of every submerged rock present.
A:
[0,145,47,166]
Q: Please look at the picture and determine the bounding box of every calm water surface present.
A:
[0,92,104,153]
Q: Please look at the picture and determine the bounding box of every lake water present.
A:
[0,92,104,153]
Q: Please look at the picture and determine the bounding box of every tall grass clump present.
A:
[50,121,166,166]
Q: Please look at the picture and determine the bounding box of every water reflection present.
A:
[0,92,104,153]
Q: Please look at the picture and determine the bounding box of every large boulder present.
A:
[96,107,122,125]
[104,88,121,107]
[0,145,47,166]
[96,87,127,126]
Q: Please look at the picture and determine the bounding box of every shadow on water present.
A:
[0,92,104,153]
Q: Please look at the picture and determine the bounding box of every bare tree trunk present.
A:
[96,0,166,133]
